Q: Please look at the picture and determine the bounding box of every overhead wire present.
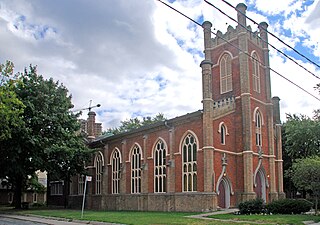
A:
[218,0,320,70]
[156,0,320,102]
[204,0,320,80]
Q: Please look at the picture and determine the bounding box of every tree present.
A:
[106,113,167,134]
[292,156,320,214]
[0,65,92,208]
[284,114,320,159]
[0,61,25,141]
[283,114,320,198]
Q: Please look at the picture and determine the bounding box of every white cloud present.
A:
[0,0,319,131]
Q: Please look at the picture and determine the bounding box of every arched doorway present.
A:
[217,179,230,209]
[254,170,266,202]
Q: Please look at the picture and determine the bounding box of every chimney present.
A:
[87,111,96,141]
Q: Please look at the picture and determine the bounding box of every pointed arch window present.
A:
[255,111,262,146]
[112,149,121,194]
[220,54,233,94]
[252,53,261,93]
[220,124,226,145]
[131,145,142,193]
[95,153,103,195]
[154,139,167,193]
[78,175,85,195]
[182,133,197,192]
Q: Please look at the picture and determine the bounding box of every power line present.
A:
[156,0,320,102]
[218,0,320,70]
[204,0,320,80]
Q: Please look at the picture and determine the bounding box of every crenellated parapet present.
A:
[213,96,235,118]
[211,25,265,48]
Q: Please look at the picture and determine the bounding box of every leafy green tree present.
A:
[106,113,166,134]
[284,114,320,159]
[292,156,320,214]
[0,65,92,208]
[0,61,25,141]
[283,114,320,198]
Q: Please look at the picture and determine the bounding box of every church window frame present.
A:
[220,53,233,94]
[255,110,262,147]
[95,152,104,195]
[154,139,167,193]
[111,148,122,194]
[252,52,261,93]
[131,144,142,194]
[182,133,197,192]
[78,175,85,195]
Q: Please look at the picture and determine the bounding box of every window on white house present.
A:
[182,133,197,192]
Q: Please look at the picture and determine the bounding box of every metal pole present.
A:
[81,176,88,219]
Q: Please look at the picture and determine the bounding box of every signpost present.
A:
[81,176,92,218]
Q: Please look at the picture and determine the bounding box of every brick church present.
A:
[49,3,285,211]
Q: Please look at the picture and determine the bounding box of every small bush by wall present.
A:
[238,198,265,214]
[266,199,312,214]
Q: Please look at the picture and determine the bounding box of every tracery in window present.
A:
[154,139,167,193]
[252,53,261,93]
[78,175,85,195]
[112,149,121,194]
[131,144,142,194]
[220,53,233,94]
[182,133,197,192]
[95,152,103,195]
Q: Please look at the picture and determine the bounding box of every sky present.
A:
[0,0,319,130]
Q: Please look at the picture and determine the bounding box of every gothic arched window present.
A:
[182,133,197,192]
[112,149,121,194]
[220,54,233,94]
[95,152,103,195]
[255,111,262,146]
[154,139,167,193]
[131,144,142,193]
[220,124,226,145]
[252,53,261,93]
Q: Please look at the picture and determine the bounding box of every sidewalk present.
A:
[0,214,123,225]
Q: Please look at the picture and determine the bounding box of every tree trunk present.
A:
[14,179,22,209]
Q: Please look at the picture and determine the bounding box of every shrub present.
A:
[267,199,312,214]
[32,202,46,208]
[238,198,265,214]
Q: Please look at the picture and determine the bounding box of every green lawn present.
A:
[209,213,320,225]
[2,207,319,225]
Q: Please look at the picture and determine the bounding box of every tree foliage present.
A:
[0,64,92,208]
[107,113,167,134]
[284,114,320,159]
[0,61,25,141]
[292,156,320,214]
